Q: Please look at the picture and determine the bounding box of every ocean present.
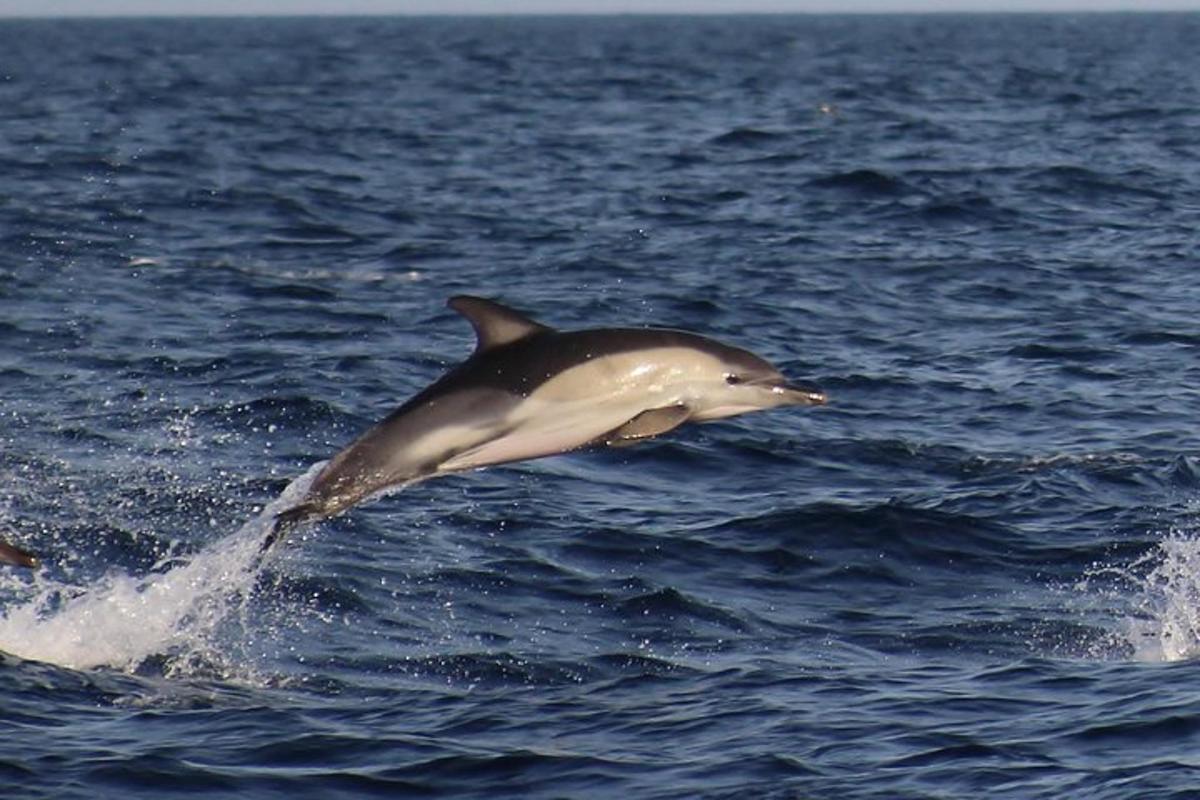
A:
[2,12,1200,798]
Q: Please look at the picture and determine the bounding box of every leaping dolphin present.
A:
[262,295,825,552]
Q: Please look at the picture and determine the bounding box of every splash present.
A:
[1076,507,1200,663]
[0,464,322,677]
[1120,533,1200,663]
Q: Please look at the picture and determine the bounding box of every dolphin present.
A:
[261,295,825,552]
[0,537,38,568]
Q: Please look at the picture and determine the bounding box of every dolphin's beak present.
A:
[773,381,827,406]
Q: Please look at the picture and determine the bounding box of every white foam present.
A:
[1074,504,1200,664]
[0,464,323,677]
[1121,532,1200,663]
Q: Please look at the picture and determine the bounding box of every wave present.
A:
[706,127,787,148]
[807,169,911,197]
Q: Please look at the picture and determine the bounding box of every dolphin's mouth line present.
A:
[752,379,827,406]
[784,385,828,405]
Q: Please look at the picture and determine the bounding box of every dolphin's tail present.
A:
[259,503,320,555]
[0,537,39,568]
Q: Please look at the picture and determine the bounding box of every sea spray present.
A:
[1075,508,1200,664]
[1121,533,1200,663]
[0,463,323,676]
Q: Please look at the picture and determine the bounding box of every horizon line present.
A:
[2,7,1198,18]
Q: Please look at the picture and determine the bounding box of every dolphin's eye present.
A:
[725,374,743,386]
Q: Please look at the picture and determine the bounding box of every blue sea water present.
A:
[2,11,1200,798]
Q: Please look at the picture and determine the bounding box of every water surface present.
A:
[3,13,1200,798]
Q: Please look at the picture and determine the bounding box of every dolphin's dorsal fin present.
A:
[448,296,552,353]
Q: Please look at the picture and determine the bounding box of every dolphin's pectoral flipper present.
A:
[602,405,692,446]
[0,537,39,568]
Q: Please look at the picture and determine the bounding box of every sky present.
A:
[1,0,1199,16]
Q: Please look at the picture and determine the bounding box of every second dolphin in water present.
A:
[0,538,38,568]
[264,295,826,550]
